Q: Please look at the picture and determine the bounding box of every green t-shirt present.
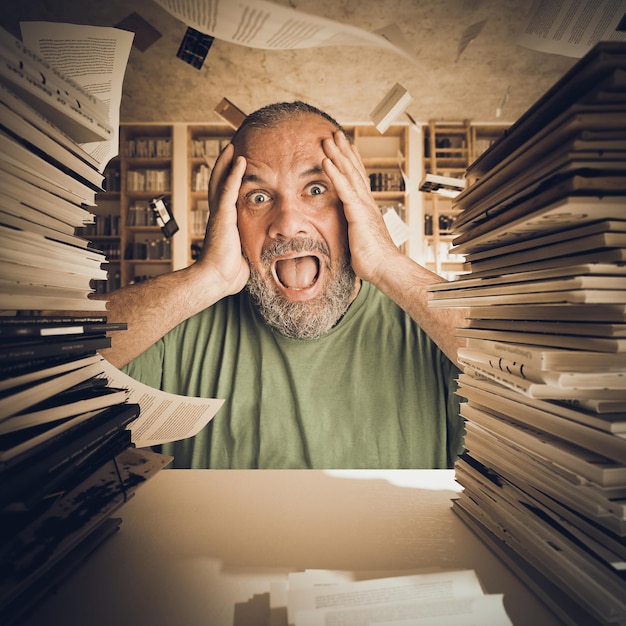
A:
[123,281,464,469]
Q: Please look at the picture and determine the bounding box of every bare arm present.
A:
[97,146,249,368]
[322,131,468,367]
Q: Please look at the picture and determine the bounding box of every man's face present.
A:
[233,115,359,339]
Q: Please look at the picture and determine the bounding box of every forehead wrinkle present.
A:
[241,164,327,187]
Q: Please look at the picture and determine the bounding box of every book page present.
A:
[99,359,224,447]
[153,0,415,60]
[517,0,626,58]
[20,21,133,171]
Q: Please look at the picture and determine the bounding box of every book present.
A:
[0,387,130,435]
[461,406,626,487]
[460,337,626,371]
[0,167,95,229]
[0,129,98,203]
[452,186,626,253]
[0,317,124,341]
[459,220,626,264]
[456,327,626,352]
[464,304,626,322]
[0,401,138,468]
[467,318,626,338]
[456,375,626,462]
[418,172,466,197]
[0,404,139,508]
[457,373,626,433]
[370,82,413,134]
[0,81,99,169]
[0,354,103,391]
[466,42,626,177]
[0,96,105,189]
[0,336,111,366]
[0,359,108,421]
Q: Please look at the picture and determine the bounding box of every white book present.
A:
[0,98,104,189]
[0,166,94,227]
[0,80,99,169]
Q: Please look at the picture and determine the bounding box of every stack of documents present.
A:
[428,41,626,626]
[0,24,173,625]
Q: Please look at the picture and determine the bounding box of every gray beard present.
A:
[245,238,357,340]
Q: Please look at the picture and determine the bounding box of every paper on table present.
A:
[517,0,626,58]
[287,569,485,625]
[20,21,133,172]
[153,0,415,61]
[99,359,224,448]
[296,594,512,626]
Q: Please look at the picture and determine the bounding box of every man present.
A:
[101,101,467,469]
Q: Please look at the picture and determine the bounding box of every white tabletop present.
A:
[20,469,563,626]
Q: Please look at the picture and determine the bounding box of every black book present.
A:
[0,318,126,341]
[0,401,139,469]
[0,335,111,363]
[0,426,133,518]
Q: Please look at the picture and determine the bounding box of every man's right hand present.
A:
[197,143,250,299]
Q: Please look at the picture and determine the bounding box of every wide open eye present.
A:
[247,191,270,205]
[306,183,327,196]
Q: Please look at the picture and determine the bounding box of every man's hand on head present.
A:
[321,130,400,287]
[199,143,250,298]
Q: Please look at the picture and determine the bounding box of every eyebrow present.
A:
[241,165,326,185]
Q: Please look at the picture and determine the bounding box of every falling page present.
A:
[153,0,415,60]
[99,359,224,448]
[517,0,626,58]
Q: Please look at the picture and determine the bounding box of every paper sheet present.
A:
[272,569,512,626]
[20,21,134,171]
[517,0,626,58]
[99,359,224,448]
[153,0,415,61]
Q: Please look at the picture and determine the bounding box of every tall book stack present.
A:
[0,27,169,625]
[428,42,626,625]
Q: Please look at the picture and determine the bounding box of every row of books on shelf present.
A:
[123,136,171,158]
[125,168,171,192]
[368,170,404,192]
[189,135,230,158]
[0,24,170,624]
[430,41,626,626]
[76,213,122,237]
[191,163,211,192]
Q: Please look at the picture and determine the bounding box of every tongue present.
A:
[275,256,318,289]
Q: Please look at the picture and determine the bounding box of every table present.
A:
[20,470,563,626]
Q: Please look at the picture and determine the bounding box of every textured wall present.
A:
[2,0,576,126]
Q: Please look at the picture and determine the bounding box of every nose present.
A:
[267,195,310,240]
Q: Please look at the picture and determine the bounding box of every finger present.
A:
[323,133,369,191]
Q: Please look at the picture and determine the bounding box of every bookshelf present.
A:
[90,121,510,289]
[186,124,233,264]
[348,124,410,252]
[421,121,508,278]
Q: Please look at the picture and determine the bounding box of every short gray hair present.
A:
[231,101,345,143]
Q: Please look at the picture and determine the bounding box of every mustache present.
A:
[260,238,330,265]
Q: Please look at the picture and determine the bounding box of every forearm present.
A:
[373,253,468,367]
[96,263,226,368]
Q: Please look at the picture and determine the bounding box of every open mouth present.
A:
[273,255,321,290]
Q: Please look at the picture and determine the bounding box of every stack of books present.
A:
[0,27,169,624]
[428,42,626,625]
